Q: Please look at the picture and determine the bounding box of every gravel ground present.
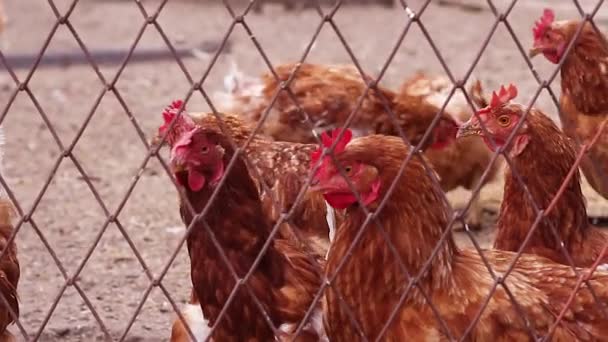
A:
[0,0,607,340]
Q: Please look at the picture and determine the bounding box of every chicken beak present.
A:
[170,161,186,174]
[150,135,164,149]
[456,118,483,139]
[528,46,543,59]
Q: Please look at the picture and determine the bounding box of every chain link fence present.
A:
[0,0,607,340]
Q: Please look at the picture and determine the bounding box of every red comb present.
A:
[478,84,518,114]
[158,99,195,146]
[311,128,353,166]
[533,9,555,40]
[162,100,184,124]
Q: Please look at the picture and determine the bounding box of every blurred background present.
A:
[0,0,607,340]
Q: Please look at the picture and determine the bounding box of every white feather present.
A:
[325,201,336,260]
[180,303,211,342]
[212,61,265,113]
[597,263,608,272]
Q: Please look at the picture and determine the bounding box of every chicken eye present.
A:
[497,115,511,126]
[201,146,209,153]
[344,166,352,174]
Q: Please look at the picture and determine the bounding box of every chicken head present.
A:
[170,128,226,192]
[456,84,530,158]
[310,128,380,210]
[528,9,568,63]
[153,99,197,148]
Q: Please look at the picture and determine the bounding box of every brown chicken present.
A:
[457,84,608,268]
[0,199,18,342]
[155,100,335,257]
[529,8,608,199]
[214,62,461,150]
[217,62,397,143]
[310,128,608,340]
[166,122,325,341]
[398,72,500,229]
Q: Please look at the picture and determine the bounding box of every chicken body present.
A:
[170,130,324,341]
[458,87,608,267]
[178,112,335,257]
[312,133,608,340]
[219,62,396,143]
[0,199,18,342]
[398,73,500,228]
[530,12,608,199]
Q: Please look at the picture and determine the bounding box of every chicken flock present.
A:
[3,5,608,342]
[142,7,608,341]
[144,7,608,342]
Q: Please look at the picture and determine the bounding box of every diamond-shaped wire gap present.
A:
[112,28,202,135]
[330,4,439,86]
[24,25,107,149]
[120,286,187,341]
[155,0,235,80]
[0,1,60,81]
[6,220,58,339]
[75,220,156,340]
[34,285,109,341]
[415,1,498,78]
[141,246,192,340]
[0,93,65,212]
[240,2,340,65]
[63,0,146,80]
[70,92,155,213]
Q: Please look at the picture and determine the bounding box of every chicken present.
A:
[154,100,336,257]
[529,8,608,199]
[309,128,608,340]
[166,122,325,341]
[214,62,461,150]
[216,62,397,143]
[398,72,500,229]
[457,84,608,268]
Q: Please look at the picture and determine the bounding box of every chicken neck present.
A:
[179,154,285,340]
[560,22,608,115]
[496,113,590,262]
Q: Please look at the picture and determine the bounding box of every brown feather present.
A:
[555,20,608,199]
[0,200,18,341]
[186,112,335,255]
[179,133,323,341]
[497,107,608,267]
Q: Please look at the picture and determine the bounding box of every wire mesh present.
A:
[0,0,607,340]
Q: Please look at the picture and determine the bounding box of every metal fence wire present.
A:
[0,0,608,340]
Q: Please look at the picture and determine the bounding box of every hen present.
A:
[457,84,608,268]
[166,121,325,341]
[398,72,500,229]
[155,100,335,257]
[529,8,608,199]
[310,128,608,340]
[216,62,397,143]
[215,62,461,150]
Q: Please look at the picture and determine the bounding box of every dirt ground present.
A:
[0,0,607,340]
